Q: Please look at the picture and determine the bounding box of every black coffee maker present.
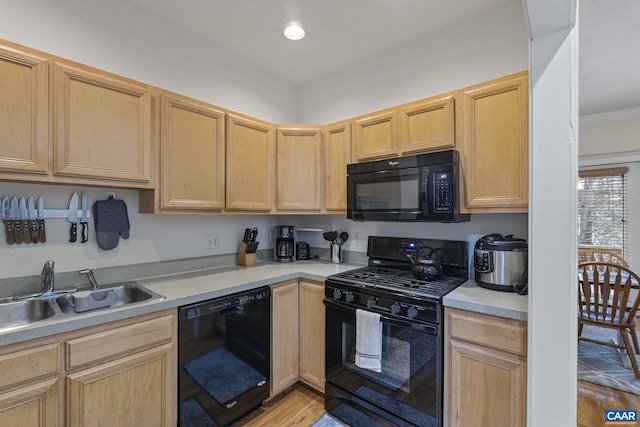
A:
[275,226,295,262]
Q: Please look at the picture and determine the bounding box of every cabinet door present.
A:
[271,282,299,396]
[276,126,322,211]
[160,95,225,210]
[226,113,275,211]
[460,72,528,211]
[323,121,351,212]
[0,343,60,427]
[298,281,325,393]
[354,109,398,161]
[0,44,49,174]
[445,308,527,427]
[398,95,455,155]
[448,340,526,427]
[0,378,59,427]
[53,63,152,185]
[66,344,174,427]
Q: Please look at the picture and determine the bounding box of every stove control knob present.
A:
[391,303,401,315]
[332,289,343,300]
[367,297,378,309]
[344,292,355,303]
[407,306,418,319]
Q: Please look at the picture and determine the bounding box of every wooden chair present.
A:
[578,261,640,379]
[578,249,629,268]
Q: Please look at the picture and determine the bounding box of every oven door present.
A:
[347,167,427,221]
[324,299,441,427]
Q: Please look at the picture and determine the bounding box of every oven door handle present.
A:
[324,298,438,335]
[331,395,400,427]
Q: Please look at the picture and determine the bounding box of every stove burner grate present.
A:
[330,267,465,298]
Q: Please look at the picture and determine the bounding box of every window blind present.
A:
[578,167,628,257]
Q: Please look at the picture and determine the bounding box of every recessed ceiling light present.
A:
[284,23,305,41]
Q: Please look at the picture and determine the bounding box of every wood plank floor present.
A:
[235,384,325,427]
[232,380,639,426]
[578,380,640,427]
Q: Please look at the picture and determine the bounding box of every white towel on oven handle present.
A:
[355,309,382,372]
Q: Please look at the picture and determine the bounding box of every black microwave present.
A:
[347,150,469,222]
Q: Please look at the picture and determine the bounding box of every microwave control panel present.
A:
[433,171,452,212]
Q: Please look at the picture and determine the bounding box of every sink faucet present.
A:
[79,269,99,290]
[41,260,55,294]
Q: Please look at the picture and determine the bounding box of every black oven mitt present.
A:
[92,198,130,250]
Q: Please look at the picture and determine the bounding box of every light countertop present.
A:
[443,279,528,321]
[0,261,528,347]
[0,261,359,347]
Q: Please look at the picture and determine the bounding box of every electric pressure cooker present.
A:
[474,234,528,292]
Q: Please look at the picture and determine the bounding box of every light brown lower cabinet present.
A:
[0,344,60,427]
[0,309,177,427]
[67,344,173,427]
[298,281,325,392]
[271,280,325,397]
[444,307,527,427]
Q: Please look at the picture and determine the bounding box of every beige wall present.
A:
[580,112,640,156]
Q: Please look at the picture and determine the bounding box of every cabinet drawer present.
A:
[447,308,526,356]
[0,344,59,389]
[66,314,173,370]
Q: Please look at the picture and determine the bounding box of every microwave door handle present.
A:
[372,167,418,178]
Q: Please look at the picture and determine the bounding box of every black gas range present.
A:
[324,236,468,427]
[325,236,468,324]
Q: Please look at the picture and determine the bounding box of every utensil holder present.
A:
[237,241,256,267]
[331,243,343,264]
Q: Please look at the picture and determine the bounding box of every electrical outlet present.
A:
[206,233,220,249]
[353,232,362,246]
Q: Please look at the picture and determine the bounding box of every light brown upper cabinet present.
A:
[0,43,49,175]
[353,108,399,162]
[158,94,225,210]
[459,71,528,212]
[323,121,351,212]
[53,62,153,186]
[398,94,455,155]
[354,94,455,162]
[226,112,275,211]
[276,125,322,212]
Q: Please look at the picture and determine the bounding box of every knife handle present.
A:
[69,222,77,243]
[81,222,88,243]
[30,220,39,243]
[3,220,14,245]
[22,220,31,244]
[38,219,46,243]
[14,220,23,244]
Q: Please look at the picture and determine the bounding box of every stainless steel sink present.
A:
[55,282,163,314]
[0,299,56,331]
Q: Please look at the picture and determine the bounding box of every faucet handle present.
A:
[79,269,99,289]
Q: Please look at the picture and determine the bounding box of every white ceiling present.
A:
[122,0,640,117]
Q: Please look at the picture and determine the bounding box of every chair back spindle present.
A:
[577,261,640,379]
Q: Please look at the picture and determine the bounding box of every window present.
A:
[578,167,628,256]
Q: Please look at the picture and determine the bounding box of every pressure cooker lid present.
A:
[475,233,528,251]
